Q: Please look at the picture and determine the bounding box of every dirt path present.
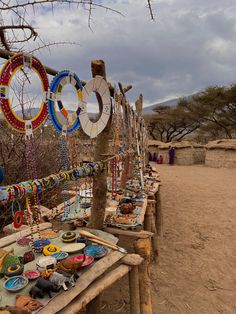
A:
[152,164,236,314]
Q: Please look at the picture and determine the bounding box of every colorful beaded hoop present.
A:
[0,53,49,133]
[78,76,111,138]
[47,70,83,134]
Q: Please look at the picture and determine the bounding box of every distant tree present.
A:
[180,85,236,139]
[146,102,201,142]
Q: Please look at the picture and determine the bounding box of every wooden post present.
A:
[144,202,153,232]
[118,82,132,188]
[129,266,141,314]
[134,236,153,314]
[89,60,111,230]
[88,60,111,314]
[156,188,163,236]
[145,200,159,261]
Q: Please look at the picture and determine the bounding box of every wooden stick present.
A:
[129,266,141,314]
[86,237,120,251]
[58,264,131,314]
[79,230,120,248]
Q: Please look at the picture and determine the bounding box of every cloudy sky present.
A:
[4,0,236,108]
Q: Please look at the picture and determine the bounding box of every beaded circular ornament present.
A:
[78,75,111,138]
[0,53,49,133]
[47,70,83,134]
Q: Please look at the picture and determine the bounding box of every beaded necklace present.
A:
[25,135,42,253]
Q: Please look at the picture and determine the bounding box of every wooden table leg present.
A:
[86,296,101,314]
[129,266,141,314]
[155,188,163,236]
[134,237,153,314]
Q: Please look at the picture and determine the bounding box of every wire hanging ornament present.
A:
[59,125,71,221]
[134,114,144,189]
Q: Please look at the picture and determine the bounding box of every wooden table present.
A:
[0,224,144,314]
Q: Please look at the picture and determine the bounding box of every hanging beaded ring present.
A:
[78,76,111,138]
[0,53,49,133]
[47,70,83,134]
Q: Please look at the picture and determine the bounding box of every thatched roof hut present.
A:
[157,141,206,165]
[205,139,236,168]
[147,140,163,155]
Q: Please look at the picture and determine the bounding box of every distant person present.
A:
[169,146,175,165]
[0,166,4,184]
[153,153,157,162]
[148,151,152,161]
[157,155,163,164]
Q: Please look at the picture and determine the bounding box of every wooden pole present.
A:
[118,82,133,188]
[89,60,112,230]
[129,266,141,314]
[156,188,163,236]
[134,236,153,314]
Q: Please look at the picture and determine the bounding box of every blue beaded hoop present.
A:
[47,70,83,134]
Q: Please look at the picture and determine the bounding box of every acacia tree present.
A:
[146,102,201,142]
[181,85,236,139]
[147,84,236,143]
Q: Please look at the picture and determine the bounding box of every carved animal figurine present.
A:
[34,278,60,298]
[49,271,75,291]
[56,255,85,275]
[29,286,44,299]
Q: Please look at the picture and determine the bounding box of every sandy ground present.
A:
[102,164,236,314]
[152,164,236,314]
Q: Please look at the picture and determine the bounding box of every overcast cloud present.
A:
[7,0,236,107]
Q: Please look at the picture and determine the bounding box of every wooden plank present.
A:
[0,222,52,248]
[104,227,153,239]
[122,254,143,266]
[37,251,124,314]
[58,264,131,314]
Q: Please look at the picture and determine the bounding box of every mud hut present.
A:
[158,141,206,165]
[205,139,236,168]
[193,143,206,164]
[147,140,163,157]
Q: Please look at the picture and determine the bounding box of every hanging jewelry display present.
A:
[78,76,111,138]
[47,70,83,134]
[0,53,48,252]
[0,53,48,133]
[134,113,144,189]
[111,157,117,199]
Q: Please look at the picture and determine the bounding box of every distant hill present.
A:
[143,93,198,116]
[143,98,180,116]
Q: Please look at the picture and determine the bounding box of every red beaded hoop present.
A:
[0,53,49,133]
[13,211,23,229]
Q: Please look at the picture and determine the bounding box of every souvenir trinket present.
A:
[4,276,28,292]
